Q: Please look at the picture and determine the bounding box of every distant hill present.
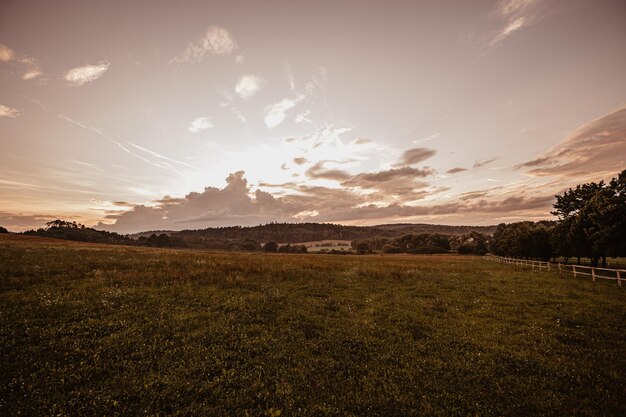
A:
[129,222,496,243]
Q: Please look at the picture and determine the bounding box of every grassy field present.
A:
[0,234,624,416]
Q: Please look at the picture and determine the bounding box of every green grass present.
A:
[1,234,624,416]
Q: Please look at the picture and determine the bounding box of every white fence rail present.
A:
[486,255,624,287]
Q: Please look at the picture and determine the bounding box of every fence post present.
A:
[592,268,596,283]
[573,265,577,278]
[618,271,622,288]
[558,263,562,274]
[547,262,550,272]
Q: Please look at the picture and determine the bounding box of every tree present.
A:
[0,226,8,234]
[552,170,626,266]
[263,241,278,252]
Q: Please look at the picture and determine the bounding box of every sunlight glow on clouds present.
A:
[174,26,237,63]
[0,104,20,118]
[0,43,14,61]
[491,17,526,45]
[235,74,264,100]
[0,42,42,80]
[265,97,303,128]
[64,62,110,86]
[188,116,214,133]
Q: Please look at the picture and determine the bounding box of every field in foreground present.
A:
[0,234,624,416]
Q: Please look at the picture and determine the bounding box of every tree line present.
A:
[491,170,626,267]
[352,231,489,255]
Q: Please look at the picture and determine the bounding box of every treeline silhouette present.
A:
[352,231,489,255]
[131,223,496,243]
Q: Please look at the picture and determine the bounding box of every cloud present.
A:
[473,157,499,168]
[490,17,526,46]
[0,104,20,118]
[353,138,373,145]
[295,110,312,124]
[59,114,198,176]
[0,212,59,231]
[0,42,42,80]
[446,167,468,174]
[98,168,562,233]
[0,43,15,61]
[305,161,351,181]
[397,147,437,166]
[173,26,237,63]
[188,116,214,133]
[64,62,110,86]
[345,167,434,184]
[487,0,547,47]
[516,106,626,180]
[265,97,303,128]
[235,74,264,100]
[22,69,42,80]
[293,157,308,165]
[98,171,303,233]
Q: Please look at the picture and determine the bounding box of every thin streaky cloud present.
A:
[490,17,526,46]
[127,142,202,171]
[473,157,499,168]
[58,114,188,176]
[64,62,110,86]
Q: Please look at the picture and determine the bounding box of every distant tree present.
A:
[0,226,8,234]
[263,241,278,252]
[45,219,82,230]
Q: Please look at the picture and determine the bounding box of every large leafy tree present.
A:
[552,170,626,267]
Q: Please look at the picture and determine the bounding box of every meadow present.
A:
[0,234,624,416]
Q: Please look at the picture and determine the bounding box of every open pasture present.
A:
[0,234,624,416]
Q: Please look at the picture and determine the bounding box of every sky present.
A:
[1,0,625,233]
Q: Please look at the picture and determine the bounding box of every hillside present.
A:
[129,222,497,243]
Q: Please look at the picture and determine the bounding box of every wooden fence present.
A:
[486,255,624,287]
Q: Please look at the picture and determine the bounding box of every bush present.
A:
[263,241,278,252]
[382,244,403,253]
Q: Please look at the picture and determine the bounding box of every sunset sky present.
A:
[1,0,625,233]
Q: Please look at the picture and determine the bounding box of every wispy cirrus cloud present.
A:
[446,167,468,174]
[489,0,544,46]
[473,156,499,168]
[64,62,110,86]
[516,106,626,181]
[0,104,21,118]
[235,74,264,100]
[188,116,214,133]
[0,42,42,80]
[172,26,237,63]
[58,114,199,176]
